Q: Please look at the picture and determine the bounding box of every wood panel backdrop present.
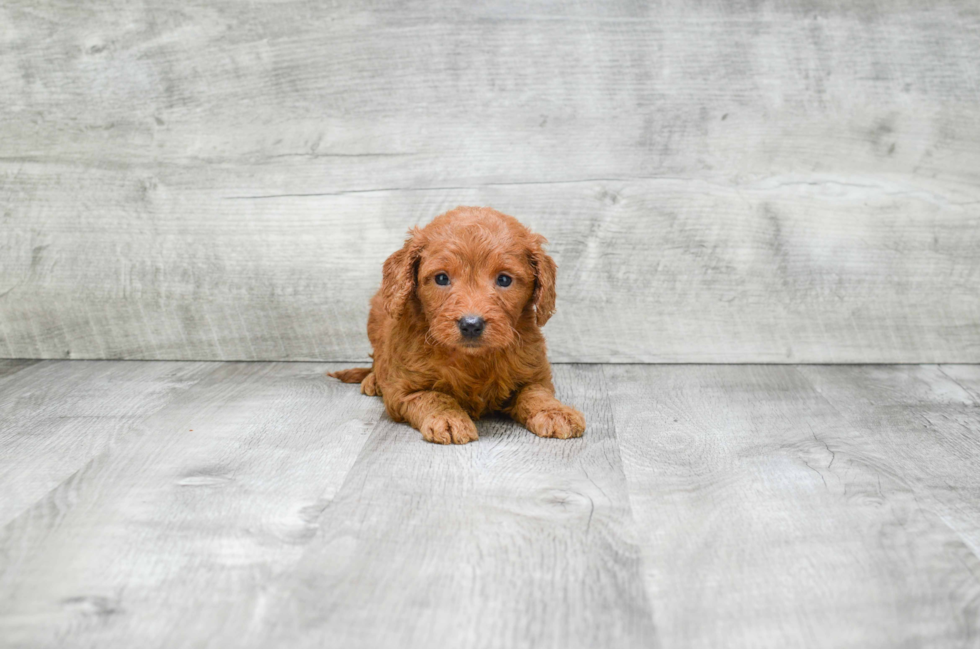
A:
[1,0,978,362]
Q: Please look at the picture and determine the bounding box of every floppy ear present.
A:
[380,227,424,319]
[528,233,558,326]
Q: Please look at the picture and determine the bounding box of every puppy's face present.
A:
[381,207,557,354]
[416,232,534,353]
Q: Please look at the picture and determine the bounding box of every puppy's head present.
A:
[380,206,557,353]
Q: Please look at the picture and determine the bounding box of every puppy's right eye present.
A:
[434,273,450,286]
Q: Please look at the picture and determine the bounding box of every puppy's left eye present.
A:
[495,273,512,287]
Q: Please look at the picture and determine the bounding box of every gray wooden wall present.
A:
[2,0,978,362]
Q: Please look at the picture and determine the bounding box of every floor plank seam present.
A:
[597,364,662,645]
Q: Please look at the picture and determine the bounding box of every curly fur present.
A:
[329,206,586,444]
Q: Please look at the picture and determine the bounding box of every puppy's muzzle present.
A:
[457,315,486,339]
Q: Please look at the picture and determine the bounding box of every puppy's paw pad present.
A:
[421,414,479,445]
[360,372,378,396]
[526,406,586,440]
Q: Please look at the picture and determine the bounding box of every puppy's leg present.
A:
[508,384,586,440]
[392,391,478,445]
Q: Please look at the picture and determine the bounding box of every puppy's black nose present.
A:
[457,315,486,339]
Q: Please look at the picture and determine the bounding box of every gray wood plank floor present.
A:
[1,361,978,648]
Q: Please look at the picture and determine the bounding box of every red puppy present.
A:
[330,206,586,444]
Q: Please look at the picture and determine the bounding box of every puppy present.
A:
[329,206,586,444]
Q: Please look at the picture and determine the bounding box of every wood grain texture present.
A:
[0,360,36,381]
[1,361,979,647]
[0,360,212,526]
[2,1,979,362]
[798,363,980,579]
[606,364,980,649]
[0,362,384,648]
[0,363,656,649]
[245,364,655,649]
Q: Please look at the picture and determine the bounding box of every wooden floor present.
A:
[1,360,978,648]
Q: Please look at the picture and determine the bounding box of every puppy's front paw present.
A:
[420,412,479,445]
[525,405,586,440]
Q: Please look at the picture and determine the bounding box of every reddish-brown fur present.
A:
[329,206,586,444]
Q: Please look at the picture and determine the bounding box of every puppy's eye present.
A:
[434,273,450,286]
[495,273,512,288]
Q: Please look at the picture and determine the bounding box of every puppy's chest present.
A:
[432,363,522,417]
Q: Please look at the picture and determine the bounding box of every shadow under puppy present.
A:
[330,206,586,444]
